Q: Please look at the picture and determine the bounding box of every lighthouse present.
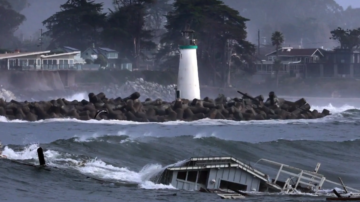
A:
[176,30,201,100]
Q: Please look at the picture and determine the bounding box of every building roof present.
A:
[0,51,51,60]
[63,46,80,52]
[98,47,117,52]
[41,51,81,58]
[266,48,325,57]
[84,47,99,54]
[255,60,302,65]
[168,157,267,180]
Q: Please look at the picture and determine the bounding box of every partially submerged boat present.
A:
[154,156,359,198]
[327,191,360,201]
[155,157,283,194]
[255,159,359,196]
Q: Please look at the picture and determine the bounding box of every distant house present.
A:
[254,47,360,79]
[0,51,50,70]
[254,47,327,80]
[0,50,82,71]
[62,46,85,65]
[41,51,81,70]
[321,49,360,78]
[82,45,119,68]
[265,47,325,63]
[120,58,133,71]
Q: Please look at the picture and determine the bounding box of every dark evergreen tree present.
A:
[0,0,26,48]
[42,0,106,50]
[94,54,108,67]
[144,0,172,39]
[102,0,156,68]
[330,27,360,50]
[158,0,255,86]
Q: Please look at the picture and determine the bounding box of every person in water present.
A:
[0,142,7,158]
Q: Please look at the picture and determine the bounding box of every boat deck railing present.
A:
[255,158,360,193]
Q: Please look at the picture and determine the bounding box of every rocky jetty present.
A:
[0,91,330,122]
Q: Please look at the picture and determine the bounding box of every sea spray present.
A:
[64,92,88,101]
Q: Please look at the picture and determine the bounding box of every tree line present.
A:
[0,0,258,87]
[1,0,360,87]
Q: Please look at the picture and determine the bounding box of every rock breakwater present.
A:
[0,91,330,122]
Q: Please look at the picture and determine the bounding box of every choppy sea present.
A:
[0,93,359,202]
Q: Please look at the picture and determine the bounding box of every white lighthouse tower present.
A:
[176,30,200,100]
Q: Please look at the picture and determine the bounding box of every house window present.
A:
[37,60,40,65]
[9,60,15,67]
[198,171,209,184]
[20,59,27,66]
[43,60,48,65]
[313,56,318,62]
[177,172,186,180]
[187,171,197,183]
[108,52,118,59]
[220,180,247,191]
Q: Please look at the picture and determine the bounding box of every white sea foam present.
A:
[194,132,217,139]
[2,144,40,160]
[64,92,88,101]
[75,159,176,189]
[3,144,176,190]
[311,103,358,114]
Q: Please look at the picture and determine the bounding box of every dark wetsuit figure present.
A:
[265,91,280,108]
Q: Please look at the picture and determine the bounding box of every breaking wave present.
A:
[3,135,360,188]
[2,144,175,190]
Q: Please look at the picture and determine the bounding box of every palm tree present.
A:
[271,31,284,88]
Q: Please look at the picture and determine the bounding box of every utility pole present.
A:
[37,29,43,51]
[227,39,233,88]
[258,29,260,57]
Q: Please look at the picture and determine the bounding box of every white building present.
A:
[0,50,82,70]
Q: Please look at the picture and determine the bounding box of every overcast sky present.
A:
[335,0,360,9]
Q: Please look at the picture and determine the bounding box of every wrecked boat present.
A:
[155,157,283,193]
[155,156,360,197]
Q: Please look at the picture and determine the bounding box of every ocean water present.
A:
[0,95,359,202]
